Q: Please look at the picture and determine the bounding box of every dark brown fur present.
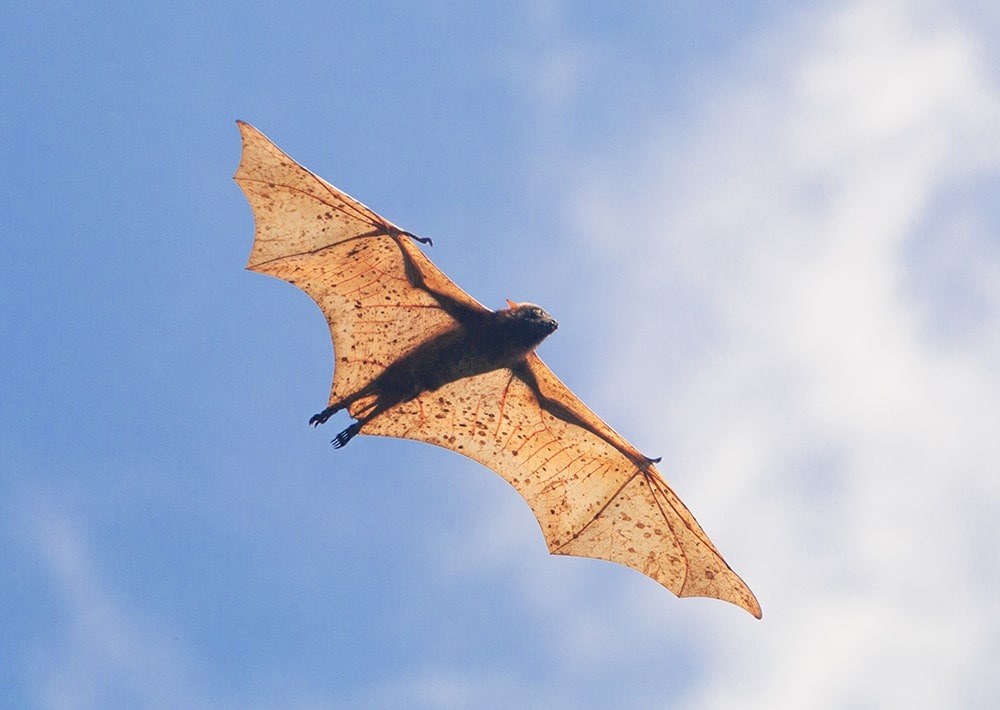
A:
[310,304,558,447]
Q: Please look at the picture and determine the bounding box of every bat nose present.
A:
[547,318,559,333]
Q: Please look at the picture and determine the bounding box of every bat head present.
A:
[502,301,558,351]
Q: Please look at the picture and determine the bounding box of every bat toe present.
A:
[309,406,338,427]
[332,422,362,448]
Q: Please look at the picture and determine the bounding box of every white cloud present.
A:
[563,0,1000,707]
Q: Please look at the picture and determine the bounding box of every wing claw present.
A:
[400,230,432,246]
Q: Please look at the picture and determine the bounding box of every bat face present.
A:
[484,303,558,359]
[507,303,559,339]
[234,120,761,619]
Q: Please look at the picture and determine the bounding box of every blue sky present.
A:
[3,1,1000,708]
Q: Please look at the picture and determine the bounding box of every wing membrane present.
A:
[235,121,760,618]
[363,357,762,617]
[234,121,487,404]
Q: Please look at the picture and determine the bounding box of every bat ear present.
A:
[505,299,520,310]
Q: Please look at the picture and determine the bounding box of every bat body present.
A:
[311,302,559,448]
[234,121,761,618]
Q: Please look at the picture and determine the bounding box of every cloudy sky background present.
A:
[3,1,999,708]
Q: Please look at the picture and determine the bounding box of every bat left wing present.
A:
[233,120,489,409]
[363,353,762,618]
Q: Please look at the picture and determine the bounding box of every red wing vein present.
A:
[537,450,588,486]
[240,175,385,231]
[249,229,390,271]
[579,458,613,484]
[521,434,560,464]
[471,397,482,425]
[646,473,718,553]
[332,269,382,294]
[641,473,692,593]
[356,303,445,311]
[538,455,593,495]
[551,470,641,554]
[554,452,592,477]
[494,373,516,439]
[511,425,552,457]
[499,424,522,452]
[309,175,390,228]
[534,444,577,472]
[352,318,403,326]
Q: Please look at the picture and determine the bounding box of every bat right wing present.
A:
[363,353,762,618]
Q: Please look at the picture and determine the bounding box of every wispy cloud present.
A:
[11,2,997,708]
[561,0,1000,706]
[24,504,209,709]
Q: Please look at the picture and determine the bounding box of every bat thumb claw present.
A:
[400,230,432,246]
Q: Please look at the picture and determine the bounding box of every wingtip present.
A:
[723,574,762,619]
[733,584,762,619]
[235,119,257,139]
[683,583,761,619]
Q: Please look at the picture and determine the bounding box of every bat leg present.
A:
[328,397,398,448]
[311,384,386,427]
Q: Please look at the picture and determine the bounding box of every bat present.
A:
[234,120,761,618]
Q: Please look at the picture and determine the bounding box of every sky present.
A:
[2,1,999,708]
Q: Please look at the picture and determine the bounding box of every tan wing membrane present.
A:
[234,121,487,405]
[235,121,760,618]
[363,359,761,618]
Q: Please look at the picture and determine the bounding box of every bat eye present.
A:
[527,306,557,332]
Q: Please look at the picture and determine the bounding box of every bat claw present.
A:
[400,230,432,246]
[309,406,337,427]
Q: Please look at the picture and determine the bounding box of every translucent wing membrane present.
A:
[235,121,487,404]
[235,121,760,618]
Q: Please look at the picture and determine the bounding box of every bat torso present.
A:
[353,303,558,413]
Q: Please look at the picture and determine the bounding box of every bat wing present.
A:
[235,121,760,618]
[233,121,488,407]
[363,353,762,618]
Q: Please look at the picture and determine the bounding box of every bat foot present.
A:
[309,406,338,427]
[332,423,362,449]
